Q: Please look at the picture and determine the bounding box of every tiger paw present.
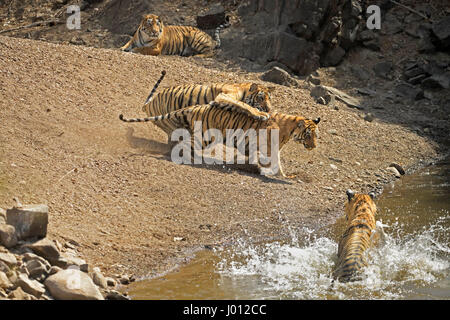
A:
[253,112,270,121]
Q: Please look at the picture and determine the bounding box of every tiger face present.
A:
[245,83,274,112]
[140,14,163,39]
[345,190,376,222]
[293,118,320,150]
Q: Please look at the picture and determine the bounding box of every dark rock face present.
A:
[196,4,227,30]
[432,16,450,49]
[223,0,363,75]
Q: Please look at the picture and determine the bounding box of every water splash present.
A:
[216,217,450,300]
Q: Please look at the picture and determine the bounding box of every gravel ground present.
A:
[0,34,446,279]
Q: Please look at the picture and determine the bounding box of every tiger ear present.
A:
[250,83,258,91]
[346,189,355,202]
[368,191,376,200]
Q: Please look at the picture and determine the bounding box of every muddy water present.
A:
[129,158,450,300]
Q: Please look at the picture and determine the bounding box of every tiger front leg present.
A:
[213,94,270,121]
[120,39,134,52]
[132,46,162,56]
[258,149,286,178]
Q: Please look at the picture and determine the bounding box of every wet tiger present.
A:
[141,71,274,142]
[332,190,377,283]
[119,102,320,178]
[121,14,229,57]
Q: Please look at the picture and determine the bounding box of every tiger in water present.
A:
[121,14,229,57]
[332,189,377,283]
[119,102,320,178]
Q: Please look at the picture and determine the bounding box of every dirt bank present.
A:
[1,33,446,280]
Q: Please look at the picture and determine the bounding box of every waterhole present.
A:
[129,158,450,300]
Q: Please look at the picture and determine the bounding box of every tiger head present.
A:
[293,118,320,150]
[137,14,164,40]
[245,83,274,112]
[345,190,377,222]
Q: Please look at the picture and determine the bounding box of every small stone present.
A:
[6,204,48,240]
[106,290,130,300]
[0,271,13,290]
[388,163,405,175]
[7,286,35,300]
[80,263,89,273]
[408,74,427,85]
[119,275,130,285]
[373,61,393,79]
[261,67,298,87]
[0,252,17,267]
[106,277,116,287]
[327,129,338,135]
[44,269,104,300]
[387,166,401,178]
[0,224,18,248]
[363,39,380,51]
[321,45,346,67]
[64,242,76,250]
[310,85,332,104]
[7,269,18,284]
[431,16,450,49]
[0,208,6,223]
[381,14,402,35]
[394,83,423,100]
[330,164,338,170]
[69,36,86,46]
[62,252,87,269]
[48,266,62,275]
[317,96,327,105]
[357,88,377,96]
[364,113,375,122]
[27,238,60,264]
[307,75,321,85]
[17,273,46,298]
[421,74,450,89]
[25,258,50,279]
[91,267,108,289]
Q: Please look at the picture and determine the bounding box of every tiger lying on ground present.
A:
[121,14,229,57]
[119,102,320,178]
[141,71,274,142]
[332,190,377,283]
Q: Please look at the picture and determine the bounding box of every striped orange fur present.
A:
[121,14,228,57]
[333,190,377,282]
[144,81,274,140]
[119,102,320,177]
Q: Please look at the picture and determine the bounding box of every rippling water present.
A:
[129,158,450,300]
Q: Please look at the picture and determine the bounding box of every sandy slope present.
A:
[0,35,441,277]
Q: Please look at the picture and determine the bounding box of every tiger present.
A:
[119,102,320,178]
[140,71,274,143]
[120,14,229,57]
[332,189,377,283]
